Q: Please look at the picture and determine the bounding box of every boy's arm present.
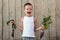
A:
[10,18,23,31]
[16,25,23,31]
[17,17,23,31]
[36,25,45,31]
[34,17,45,32]
[34,17,38,32]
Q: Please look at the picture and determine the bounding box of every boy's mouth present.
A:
[27,12,31,14]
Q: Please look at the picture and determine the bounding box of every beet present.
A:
[40,30,44,39]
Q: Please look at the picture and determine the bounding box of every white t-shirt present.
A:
[22,16,35,37]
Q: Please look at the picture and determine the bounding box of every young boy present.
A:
[11,3,45,40]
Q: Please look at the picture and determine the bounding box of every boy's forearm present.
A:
[16,25,23,31]
[19,26,23,31]
[34,26,41,32]
[35,26,41,31]
[35,25,45,32]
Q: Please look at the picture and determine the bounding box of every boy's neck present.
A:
[25,15,32,17]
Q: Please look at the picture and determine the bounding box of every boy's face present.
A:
[24,5,33,16]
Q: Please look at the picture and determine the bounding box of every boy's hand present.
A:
[40,25,45,30]
[10,20,14,25]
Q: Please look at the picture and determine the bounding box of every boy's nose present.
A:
[28,10,30,11]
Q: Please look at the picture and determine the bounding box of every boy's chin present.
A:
[27,14,32,16]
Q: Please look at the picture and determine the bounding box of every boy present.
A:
[11,3,45,40]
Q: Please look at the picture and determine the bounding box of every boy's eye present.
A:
[30,9,32,10]
[26,9,32,10]
[27,9,28,10]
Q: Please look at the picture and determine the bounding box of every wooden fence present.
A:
[0,0,60,40]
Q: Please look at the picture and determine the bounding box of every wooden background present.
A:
[0,0,60,40]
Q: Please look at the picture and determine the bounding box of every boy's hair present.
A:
[24,3,32,8]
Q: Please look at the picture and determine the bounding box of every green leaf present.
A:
[6,21,10,25]
[12,23,16,30]
[6,19,16,29]
[42,16,52,29]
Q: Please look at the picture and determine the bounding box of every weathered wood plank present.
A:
[0,0,2,40]
[34,0,42,40]
[56,0,60,40]
[21,0,28,17]
[9,0,16,40]
[14,0,22,40]
[9,0,15,20]
[48,0,56,40]
[2,0,9,40]
[40,0,50,40]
